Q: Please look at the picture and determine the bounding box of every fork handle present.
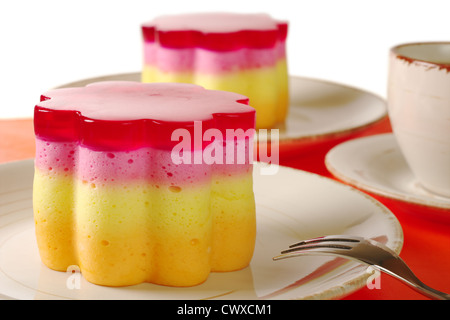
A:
[377,264,450,300]
[415,283,450,300]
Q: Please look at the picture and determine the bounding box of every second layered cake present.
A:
[142,12,289,129]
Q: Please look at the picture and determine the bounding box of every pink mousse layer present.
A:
[35,137,253,185]
[34,82,255,151]
[143,41,286,73]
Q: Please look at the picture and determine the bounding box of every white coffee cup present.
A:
[388,42,450,198]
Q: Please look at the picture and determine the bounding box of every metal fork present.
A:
[273,235,450,300]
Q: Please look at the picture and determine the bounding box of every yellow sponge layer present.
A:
[33,172,77,270]
[142,60,289,129]
[33,168,255,287]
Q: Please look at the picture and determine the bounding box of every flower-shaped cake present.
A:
[33,81,256,287]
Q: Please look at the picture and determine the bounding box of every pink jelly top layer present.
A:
[34,81,255,151]
[142,12,288,51]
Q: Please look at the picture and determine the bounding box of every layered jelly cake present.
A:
[141,12,289,129]
[33,81,256,287]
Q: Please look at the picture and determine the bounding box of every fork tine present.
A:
[274,235,364,261]
[288,235,362,249]
[273,239,360,261]
[281,243,353,255]
[273,245,352,261]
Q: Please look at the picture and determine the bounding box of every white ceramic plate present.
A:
[325,133,450,210]
[57,73,387,145]
[0,159,402,300]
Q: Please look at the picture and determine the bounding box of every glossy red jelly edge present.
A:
[141,22,288,51]
[34,96,255,152]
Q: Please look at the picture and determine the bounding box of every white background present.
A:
[1,0,449,119]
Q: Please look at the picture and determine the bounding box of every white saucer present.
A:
[0,160,402,300]
[325,133,450,210]
[57,73,387,146]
